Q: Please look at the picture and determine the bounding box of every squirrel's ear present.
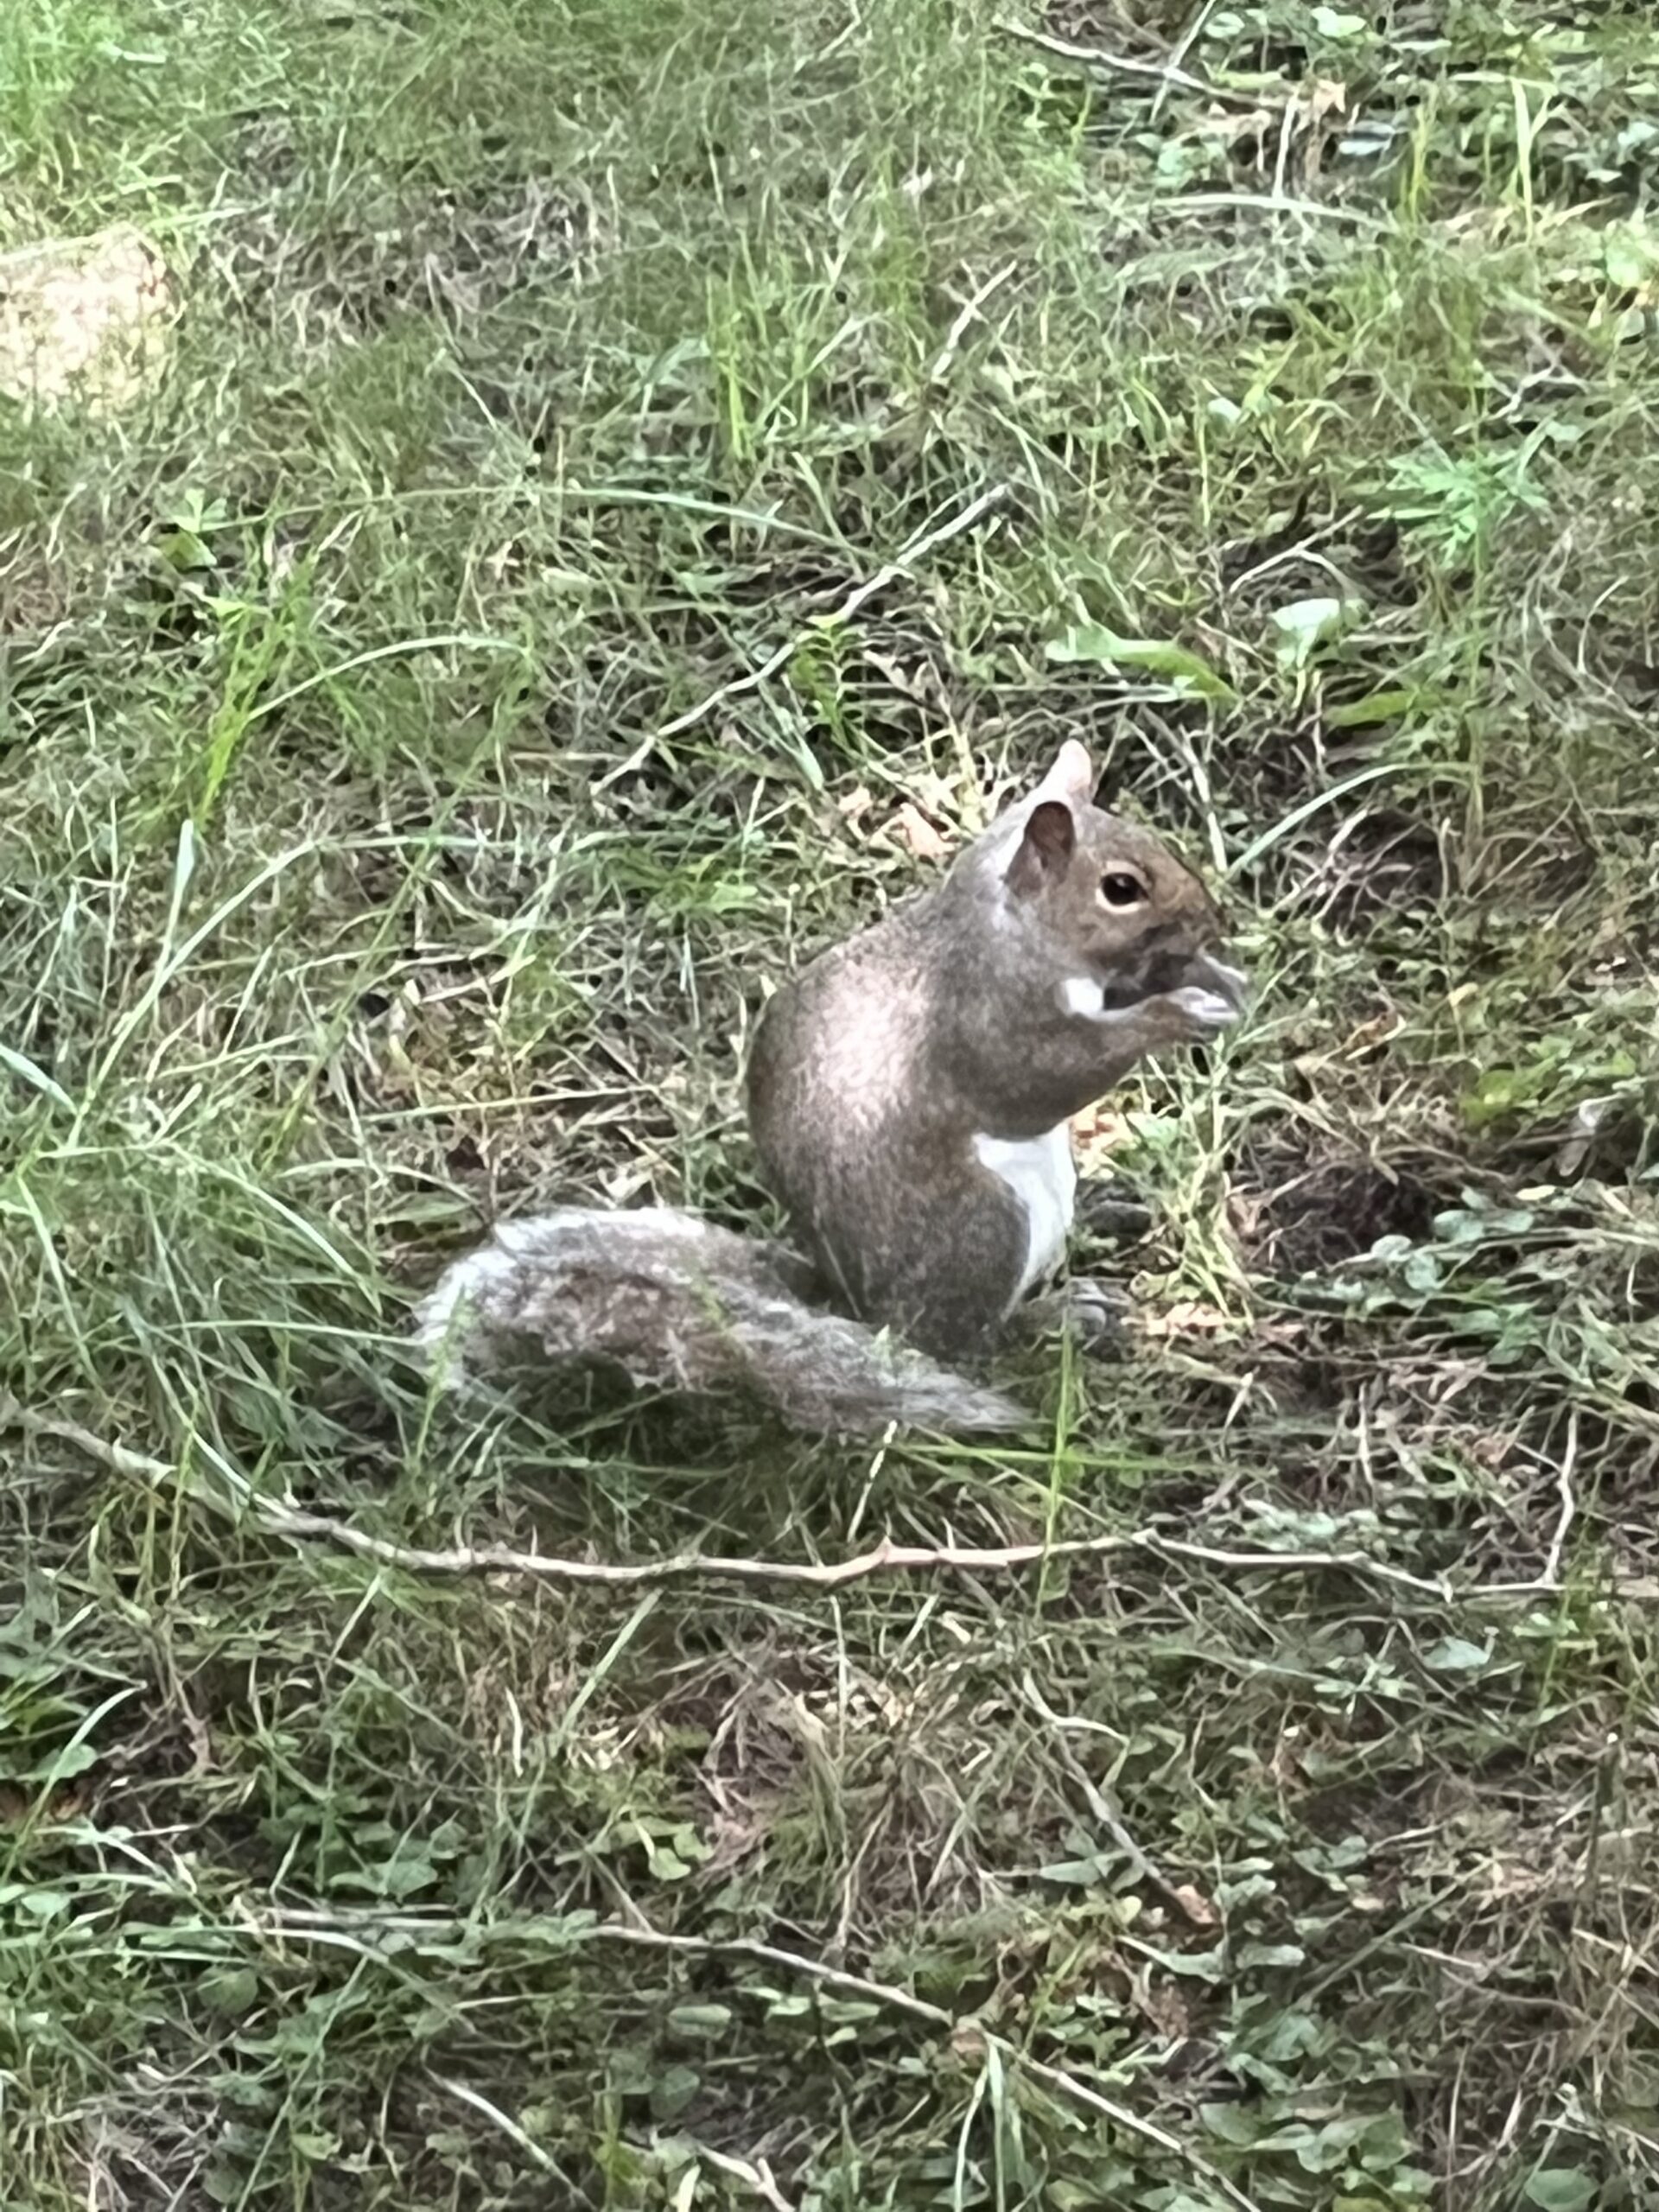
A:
[1034,739,1095,805]
[1006,798,1075,894]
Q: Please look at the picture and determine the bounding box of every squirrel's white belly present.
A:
[972,1123,1077,1306]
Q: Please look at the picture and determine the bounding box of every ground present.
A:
[3,1,1658,2207]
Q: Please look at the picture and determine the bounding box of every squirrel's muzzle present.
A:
[1188,950,1249,1014]
[1097,939,1249,1017]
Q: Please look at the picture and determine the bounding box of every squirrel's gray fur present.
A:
[415,1205,1025,1434]
[416,742,1246,1438]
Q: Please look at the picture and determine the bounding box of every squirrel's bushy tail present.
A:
[415,1206,1025,1439]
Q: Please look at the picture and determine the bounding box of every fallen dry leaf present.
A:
[1139,1978,1193,2040]
[1169,1882,1219,1929]
[864,650,944,705]
[0,1778,91,1830]
[1300,79,1348,178]
[1307,77,1347,123]
[1135,1300,1236,1338]
[1338,1013,1407,1056]
[184,1712,214,1778]
[1071,1106,1136,1173]
[1196,104,1277,149]
[888,801,949,861]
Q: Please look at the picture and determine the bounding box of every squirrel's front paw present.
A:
[1022,1276,1128,1358]
[1170,988,1238,1030]
[1060,1274,1130,1356]
[1077,1183,1153,1243]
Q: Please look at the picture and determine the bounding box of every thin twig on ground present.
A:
[701,2148,797,2212]
[1020,1675,1200,1918]
[428,2075,571,2180]
[7,1393,1641,1606]
[270,1904,1262,2212]
[996,17,1252,105]
[1152,0,1219,120]
[587,1921,952,2027]
[594,483,1009,787]
[3,1389,1449,1596]
[929,262,1017,384]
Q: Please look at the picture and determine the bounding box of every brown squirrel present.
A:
[416,741,1246,1435]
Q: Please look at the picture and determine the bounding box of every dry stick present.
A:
[1152,0,1220,121]
[7,1396,1639,1606]
[699,2149,796,2212]
[1020,1674,1197,1919]
[996,17,1256,105]
[1166,190,1395,234]
[429,2074,566,2179]
[593,482,1009,790]
[1012,2046,1262,2212]
[273,1906,1261,2212]
[442,2055,796,2207]
[1541,1407,1580,1588]
[267,1516,1465,1598]
[928,262,1017,385]
[587,1922,952,2028]
[15,1391,1441,1595]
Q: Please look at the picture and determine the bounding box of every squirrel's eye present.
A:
[1100,870,1147,908]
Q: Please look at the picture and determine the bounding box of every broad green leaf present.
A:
[1201,2102,1261,2146]
[1605,223,1659,290]
[651,2064,701,2121]
[24,1742,99,1781]
[1037,1853,1114,1885]
[1139,1942,1226,1980]
[1238,1941,1306,1968]
[1433,1207,1491,1245]
[1324,687,1418,727]
[201,1967,261,2019]
[642,1841,692,1879]
[1525,2171,1597,2212]
[1045,622,1234,699]
[15,1887,72,1919]
[1422,1637,1492,1674]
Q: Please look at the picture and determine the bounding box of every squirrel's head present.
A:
[990,740,1247,1027]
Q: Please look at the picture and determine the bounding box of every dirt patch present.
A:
[0,226,174,411]
[1300,804,1449,931]
[1236,1142,1447,1274]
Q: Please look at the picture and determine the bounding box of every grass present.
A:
[3,0,1659,2205]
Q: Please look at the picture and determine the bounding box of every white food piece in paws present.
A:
[1203,958,1250,1003]
[1171,985,1238,1027]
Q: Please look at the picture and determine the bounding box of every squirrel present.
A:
[416,740,1247,1437]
